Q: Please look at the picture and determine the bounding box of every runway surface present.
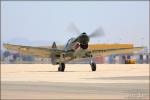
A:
[1,64,149,99]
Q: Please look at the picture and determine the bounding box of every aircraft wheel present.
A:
[58,67,61,71]
[58,63,65,72]
[90,62,96,71]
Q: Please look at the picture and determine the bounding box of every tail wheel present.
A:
[58,63,65,72]
[90,62,96,71]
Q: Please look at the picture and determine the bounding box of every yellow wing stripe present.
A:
[91,47,144,56]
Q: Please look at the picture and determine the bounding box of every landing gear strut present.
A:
[58,63,65,72]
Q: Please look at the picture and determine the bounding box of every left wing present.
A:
[3,43,63,58]
[90,47,144,57]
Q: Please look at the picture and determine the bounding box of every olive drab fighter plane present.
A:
[3,25,144,72]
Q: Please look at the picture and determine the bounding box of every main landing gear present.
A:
[90,62,96,71]
[57,62,96,72]
[90,56,96,71]
[58,63,65,72]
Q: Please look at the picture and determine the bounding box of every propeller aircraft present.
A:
[3,24,144,72]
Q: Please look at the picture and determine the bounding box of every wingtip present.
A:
[3,43,9,48]
[3,43,13,49]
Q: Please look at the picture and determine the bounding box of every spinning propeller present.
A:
[67,23,105,38]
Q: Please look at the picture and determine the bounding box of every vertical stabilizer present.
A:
[52,42,57,49]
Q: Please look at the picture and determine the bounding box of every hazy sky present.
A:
[1,1,149,49]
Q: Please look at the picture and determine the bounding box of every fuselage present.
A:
[51,32,90,65]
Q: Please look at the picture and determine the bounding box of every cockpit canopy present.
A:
[65,38,75,47]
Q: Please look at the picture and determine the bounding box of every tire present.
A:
[91,62,96,71]
[58,67,61,71]
[58,63,65,72]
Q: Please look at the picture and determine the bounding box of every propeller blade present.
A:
[67,23,81,34]
[89,27,105,38]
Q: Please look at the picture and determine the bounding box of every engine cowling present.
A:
[80,44,88,49]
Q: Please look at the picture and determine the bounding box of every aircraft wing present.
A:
[90,47,144,57]
[3,43,63,58]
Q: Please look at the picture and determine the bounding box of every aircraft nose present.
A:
[79,33,89,44]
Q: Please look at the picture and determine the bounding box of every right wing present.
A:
[3,43,63,58]
[90,47,144,57]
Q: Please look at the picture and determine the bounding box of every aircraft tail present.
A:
[52,42,57,49]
